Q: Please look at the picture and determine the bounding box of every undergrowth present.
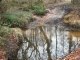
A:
[0,11,32,27]
[33,4,46,15]
[20,3,46,15]
[0,26,11,46]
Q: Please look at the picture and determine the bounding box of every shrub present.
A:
[33,4,46,15]
[1,13,22,27]
[0,11,32,28]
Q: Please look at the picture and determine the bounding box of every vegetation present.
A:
[33,4,46,15]
[0,26,11,46]
[0,12,32,27]
[71,0,80,15]
[1,13,21,27]
[0,0,80,60]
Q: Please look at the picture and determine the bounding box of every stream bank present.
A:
[0,27,24,60]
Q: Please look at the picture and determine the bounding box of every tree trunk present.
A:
[0,0,2,2]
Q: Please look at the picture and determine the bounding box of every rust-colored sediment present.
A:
[0,51,6,60]
[62,46,80,60]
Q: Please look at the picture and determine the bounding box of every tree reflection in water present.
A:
[17,26,80,60]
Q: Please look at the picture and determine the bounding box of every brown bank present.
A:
[0,27,24,60]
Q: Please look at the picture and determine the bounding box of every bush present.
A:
[33,4,46,15]
[1,13,22,27]
[0,11,32,28]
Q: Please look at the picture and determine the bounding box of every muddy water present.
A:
[17,25,80,60]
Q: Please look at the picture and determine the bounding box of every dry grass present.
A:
[63,11,80,26]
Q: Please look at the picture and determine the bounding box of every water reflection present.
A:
[17,26,80,60]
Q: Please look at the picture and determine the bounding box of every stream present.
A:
[17,25,80,60]
[16,4,80,60]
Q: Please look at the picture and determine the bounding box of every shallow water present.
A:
[17,25,80,60]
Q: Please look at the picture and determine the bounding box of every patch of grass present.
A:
[1,13,21,27]
[0,11,32,27]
